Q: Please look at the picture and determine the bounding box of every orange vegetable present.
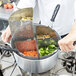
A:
[23,50,38,57]
[15,40,38,57]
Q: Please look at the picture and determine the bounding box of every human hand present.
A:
[1,26,11,42]
[58,32,76,52]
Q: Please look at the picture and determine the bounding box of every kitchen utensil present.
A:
[0,22,59,59]
[50,4,60,28]
[0,23,60,73]
[0,4,60,73]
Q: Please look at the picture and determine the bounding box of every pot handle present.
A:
[0,46,21,56]
[50,4,60,22]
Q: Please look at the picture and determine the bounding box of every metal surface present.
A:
[0,19,8,31]
[7,7,60,73]
[49,4,60,28]
[9,8,33,21]
[6,7,60,73]
[0,7,14,20]
[14,50,59,73]
[10,23,59,59]
[0,37,59,73]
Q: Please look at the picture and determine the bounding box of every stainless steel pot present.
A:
[14,49,59,73]
[0,5,60,73]
[0,39,60,74]
[0,22,60,73]
[9,23,60,73]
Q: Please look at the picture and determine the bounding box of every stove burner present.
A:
[63,56,76,74]
[0,43,11,57]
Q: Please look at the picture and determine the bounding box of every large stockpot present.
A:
[14,49,59,73]
[0,23,60,73]
[10,23,60,73]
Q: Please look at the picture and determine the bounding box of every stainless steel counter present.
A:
[0,7,14,20]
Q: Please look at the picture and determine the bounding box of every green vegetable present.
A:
[50,39,56,45]
[38,39,57,57]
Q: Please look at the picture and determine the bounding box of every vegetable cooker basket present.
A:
[10,21,60,59]
[8,20,60,73]
[0,7,60,73]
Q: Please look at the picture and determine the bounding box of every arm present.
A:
[58,0,76,52]
[58,20,76,52]
[1,26,11,42]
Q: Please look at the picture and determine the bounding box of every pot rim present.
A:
[13,48,59,60]
[10,24,60,60]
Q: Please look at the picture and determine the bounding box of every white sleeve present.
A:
[74,0,76,19]
[17,0,36,9]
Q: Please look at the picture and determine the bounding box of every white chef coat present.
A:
[17,0,76,36]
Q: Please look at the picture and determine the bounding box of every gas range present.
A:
[0,41,76,76]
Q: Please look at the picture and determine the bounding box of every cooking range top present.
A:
[0,41,76,76]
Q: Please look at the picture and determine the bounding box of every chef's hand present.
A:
[1,26,11,42]
[58,32,76,52]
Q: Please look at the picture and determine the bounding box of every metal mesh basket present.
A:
[8,8,60,59]
[9,21,59,59]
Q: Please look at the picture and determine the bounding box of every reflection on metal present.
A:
[9,8,33,21]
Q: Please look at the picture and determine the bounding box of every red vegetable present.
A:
[7,3,13,9]
[4,3,13,9]
[15,40,38,57]
[4,4,8,9]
